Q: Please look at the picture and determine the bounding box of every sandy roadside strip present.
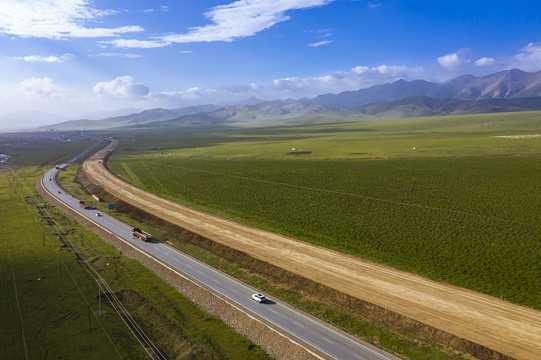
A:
[83,139,541,360]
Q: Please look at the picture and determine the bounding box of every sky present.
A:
[0,0,540,124]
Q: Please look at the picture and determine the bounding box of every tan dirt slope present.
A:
[84,140,541,360]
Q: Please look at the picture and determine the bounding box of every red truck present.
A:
[78,200,93,209]
[132,227,152,242]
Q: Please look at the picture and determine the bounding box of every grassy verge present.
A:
[1,166,270,360]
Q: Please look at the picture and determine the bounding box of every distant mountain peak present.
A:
[306,69,541,107]
[237,96,265,105]
[31,69,541,132]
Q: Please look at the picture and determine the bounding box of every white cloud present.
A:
[61,53,76,61]
[474,57,495,67]
[150,0,334,45]
[161,5,169,12]
[180,50,193,54]
[263,64,426,99]
[0,61,433,118]
[102,39,170,48]
[143,8,154,13]
[509,42,541,72]
[367,2,381,9]
[93,76,150,97]
[0,0,143,39]
[12,55,61,63]
[308,40,333,47]
[10,53,75,63]
[96,52,142,58]
[223,64,424,100]
[437,52,461,68]
[16,77,62,98]
[104,0,336,48]
[130,63,427,109]
[317,28,332,37]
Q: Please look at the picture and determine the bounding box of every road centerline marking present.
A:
[321,336,334,344]
[293,321,304,328]
[268,308,278,314]
[354,354,365,360]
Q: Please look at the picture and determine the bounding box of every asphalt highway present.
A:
[42,158,393,360]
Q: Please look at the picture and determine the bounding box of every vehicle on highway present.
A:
[79,200,93,209]
[132,227,152,242]
[251,293,267,303]
[96,212,101,217]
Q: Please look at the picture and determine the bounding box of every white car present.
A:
[251,293,267,303]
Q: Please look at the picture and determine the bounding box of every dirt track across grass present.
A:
[83,140,541,360]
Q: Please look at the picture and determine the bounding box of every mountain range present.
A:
[39,68,541,131]
[42,105,220,131]
[307,68,541,107]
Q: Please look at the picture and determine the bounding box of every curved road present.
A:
[81,139,541,360]
[42,150,393,360]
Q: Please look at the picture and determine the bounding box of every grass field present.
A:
[0,169,150,359]
[0,135,271,360]
[108,111,541,310]
[108,110,541,160]
[0,132,99,167]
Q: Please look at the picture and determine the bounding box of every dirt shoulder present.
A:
[83,139,541,360]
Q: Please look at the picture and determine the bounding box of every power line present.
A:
[14,153,216,359]
[36,165,216,358]
[13,169,165,359]
[10,170,126,358]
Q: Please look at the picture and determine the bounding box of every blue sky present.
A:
[0,0,540,123]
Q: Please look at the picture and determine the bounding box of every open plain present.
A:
[83,138,541,360]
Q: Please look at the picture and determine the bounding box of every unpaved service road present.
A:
[85,140,541,360]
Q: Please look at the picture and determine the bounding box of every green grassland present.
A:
[110,111,541,160]
[108,111,541,309]
[0,137,270,359]
[0,132,98,167]
[0,169,150,359]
